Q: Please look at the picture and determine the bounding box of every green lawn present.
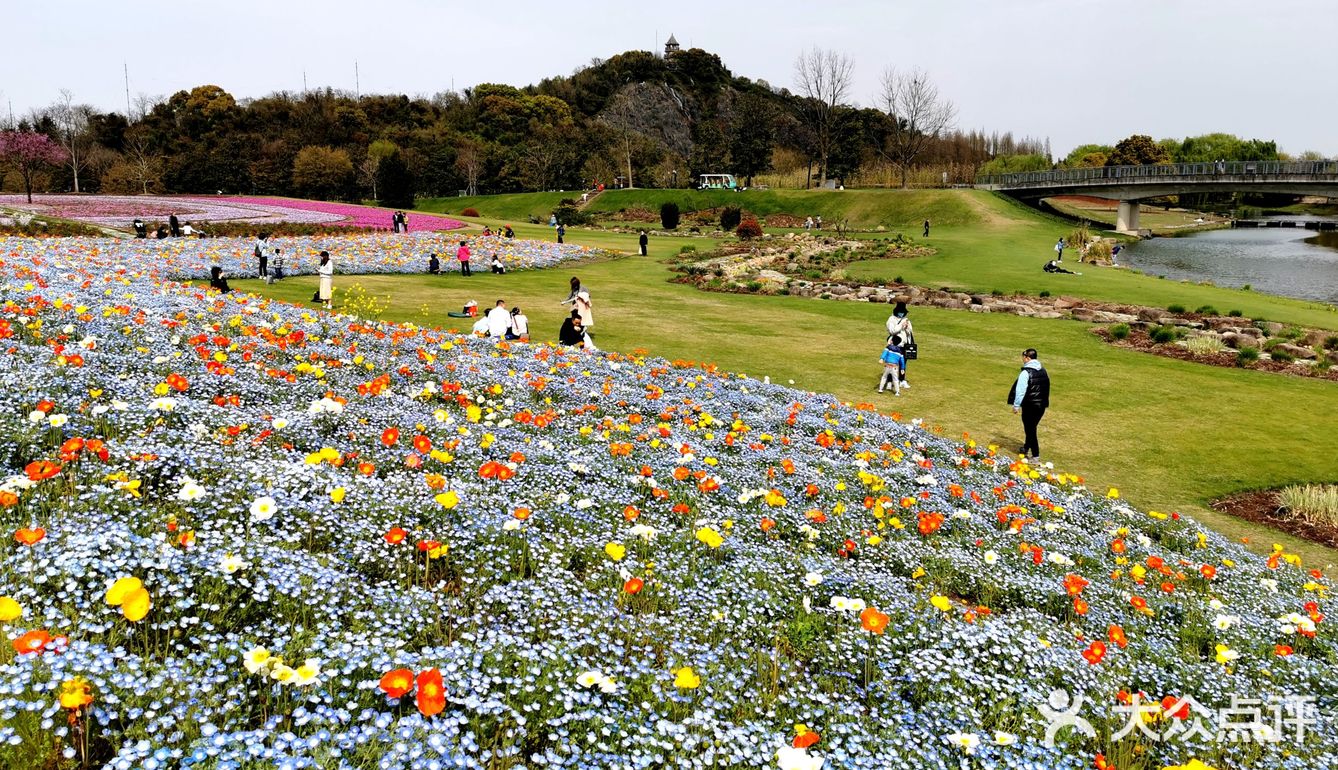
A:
[418,192,573,223]
[231,248,1338,568]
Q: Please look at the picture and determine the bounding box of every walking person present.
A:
[316,251,334,309]
[1054,237,1066,261]
[169,213,181,238]
[268,248,285,283]
[556,223,566,244]
[1007,348,1049,462]
[878,338,906,395]
[923,219,930,238]
[638,229,648,256]
[456,240,472,277]
[254,233,270,278]
[884,301,914,389]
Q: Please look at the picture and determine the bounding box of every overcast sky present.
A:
[4,0,1335,157]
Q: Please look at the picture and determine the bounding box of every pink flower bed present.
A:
[0,194,464,231]
[213,197,464,231]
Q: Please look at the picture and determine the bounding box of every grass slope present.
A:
[236,247,1338,567]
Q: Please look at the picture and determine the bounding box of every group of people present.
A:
[480,225,516,238]
[427,242,506,276]
[253,233,290,283]
[208,234,334,309]
[876,301,1050,462]
[465,276,593,349]
[470,300,531,341]
[391,211,410,233]
[802,215,823,230]
[133,214,204,239]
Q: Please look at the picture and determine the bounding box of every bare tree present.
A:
[123,129,163,194]
[793,48,854,188]
[599,90,642,189]
[131,92,164,122]
[49,89,93,193]
[877,68,956,188]
[455,140,483,196]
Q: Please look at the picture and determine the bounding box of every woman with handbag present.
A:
[885,301,915,389]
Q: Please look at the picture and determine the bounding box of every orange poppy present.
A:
[512,508,532,521]
[1199,564,1217,580]
[1063,574,1089,596]
[859,607,890,635]
[415,668,446,717]
[1107,624,1128,648]
[13,629,51,655]
[623,577,644,594]
[759,517,776,532]
[14,527,46,546]
[792,729,820,749]
[384,528,408,545]
[1275,644,1293,656]
[622,505,640,522]
[24,461,61,482]
[1160,695,1189,720]
[1081,641,1107,665]
[379,668,415,698]
[381,427,400,447]
[412,435,432,454]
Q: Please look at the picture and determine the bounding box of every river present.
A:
[1122,219,1338,305]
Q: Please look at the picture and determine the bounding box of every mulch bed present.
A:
[1211,489,1338,549]
[1092,329,1338,382]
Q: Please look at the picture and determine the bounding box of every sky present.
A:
[4,0,1336,158]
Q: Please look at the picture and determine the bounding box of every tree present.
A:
[455,139,484,196]
[361,139,399,199]
[291,146,354,200]
[48,90,93,193]
[0,130,67,202]
[1062,144,1113,167]
[660,201,680,230]
[376,149,415,208]
[1106,135,1171,166]
[793,48,854,187]
[599,89,644,188]
[729,93,777,186]
[877,68,956,188]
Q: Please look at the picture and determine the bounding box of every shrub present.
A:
[1150,325,1179,344]
[1039,290,1051,298]
[1167,304,1186,314]
[991,289,1004,296]
[1269,348,1295,364]
[554,204,591,226]
[1236,347,1260,366]
[1280,484,1338,528]
[1194,305,1218,316]
[660,202,681,230]
[1279,325,1305,341]
[459,207,481,217]
[736,218,764,240]
[1183,335,1227,355]
[679,245,697,254]
[1108,324,1130,340]
[894,276,904,284]
[1242,284,1252,291]
[745,280,764,292]
[720,206,742,231]
[1228,309,1243,317]
[1324,335,1338,351]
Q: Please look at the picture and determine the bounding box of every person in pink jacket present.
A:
[456,241,472,277]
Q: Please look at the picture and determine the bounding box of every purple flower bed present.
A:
[216,197,465,231]
[0,195,465,231]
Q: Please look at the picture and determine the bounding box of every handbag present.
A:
[902,331,918,360]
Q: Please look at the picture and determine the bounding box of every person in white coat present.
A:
[317,251,334,309]
[885,301,913,388]
[485,300,511,338]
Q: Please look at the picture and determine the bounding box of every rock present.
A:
[969,295,986,305]
[1053,297,1079,309]
[755,270,789,285]
[1137,308,1167,323]
[1274,343,1318,360]
[1236,327,1264,340]
[1259,321,1284,335]
[1071,307,1138,324]
[1032,311,1066,320]
[969,304,991,313]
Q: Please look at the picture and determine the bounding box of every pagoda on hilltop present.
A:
[664,34,681,56]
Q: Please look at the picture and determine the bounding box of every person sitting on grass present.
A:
[559,310,585,348]
[428,253,441,275]
[506,307,529,341]
[209,266,231,293]
[1043,259,1078,275]
[490,254,505,274]
[879,337,906,395]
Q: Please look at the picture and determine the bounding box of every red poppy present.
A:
[622,505,640,522]
[1199,564,1217,580]
[1094,753,1113,770]
[412,435,432,454]
[384,528,408,545]
[1275,644,1293,656]
[1063,573,1089,597]
[166,373,189,392]
[792,730,820,749]
[415,668,446,717]
[379,668,415,698]
[1160,695,1189,720]
[1081,641,1107,665]
[759,517,776,532]
[623,577,644,595]
[381,427,400,447]
[34,400,55,414]
[14,527,46,546]
[24,461,62,482]
[13,629,52,655]
[1073,598,1089,616]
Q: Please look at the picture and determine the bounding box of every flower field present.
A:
[0,195,465,231]
[8,232,594,281]
[0,233,1333,770]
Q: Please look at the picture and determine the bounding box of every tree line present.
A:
[1,46,1315,207]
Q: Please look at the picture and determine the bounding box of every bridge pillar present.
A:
[1115,201,1140,233]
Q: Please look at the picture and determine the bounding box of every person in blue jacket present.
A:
[1007,348,1050,461]
[878,338,906,395]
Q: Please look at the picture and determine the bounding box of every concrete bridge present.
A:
[977,161,1338,233]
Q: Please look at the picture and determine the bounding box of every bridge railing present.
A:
[977,160,1338,188]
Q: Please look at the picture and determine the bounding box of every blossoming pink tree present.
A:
[0,131,68,203]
